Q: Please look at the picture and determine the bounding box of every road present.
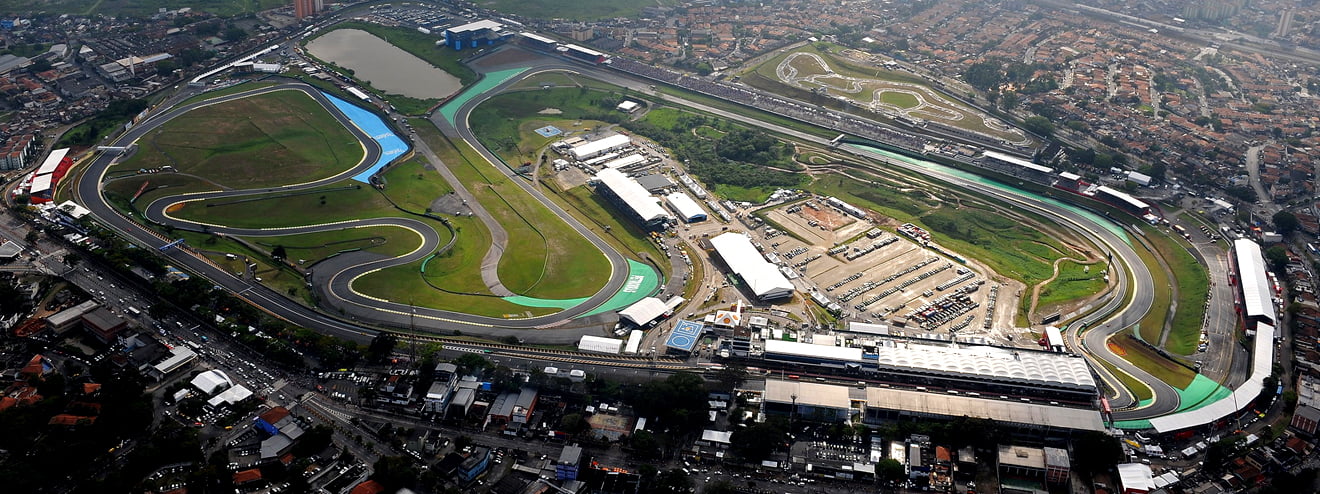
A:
[72,80,628,343]
[65,43,1188,418]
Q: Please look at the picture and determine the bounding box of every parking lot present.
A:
[759,198,1002,339]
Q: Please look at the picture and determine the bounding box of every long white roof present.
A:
[984,150,1052,174]
[765,339,863,361]
[571,134,631,160]
[447,19,503,34]
[709,232,794,299]
[1233,238,1275,324]
[207,384,253,407]
[1095,185,1150,210]
[29,173,54,194]
[603,153,646,169]
[578,335,624,354]
[866,386,1105,431]
[664,192,706,221]
[1150,322,1274,433]
[869,339,1097,391]
[618,297,668,326]
[36,148,69,175]
[595,168,669,223]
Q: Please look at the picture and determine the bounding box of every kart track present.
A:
[71,54,1179,420]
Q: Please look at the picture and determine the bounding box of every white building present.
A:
[578,335,624,354]
[708,232,795,300]
[664,192,707,222]
[570,134,632,161]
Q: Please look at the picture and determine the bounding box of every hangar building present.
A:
[708,232,794,300]
[593,168,669,229]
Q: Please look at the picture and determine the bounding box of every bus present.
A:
[126,307,141,316]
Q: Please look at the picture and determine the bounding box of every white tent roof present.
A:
[664,192,707,221]
[709,232,794,300]
[618,297,668,327]
[1233,238,1275,324]
[207,384,252,407]
[984,150,1052,174]
[595,168,669,223]
[35,148,69,175]
[1117,463,1156,492]
[578,335,624,354]
[1150,322,1274,433]
[191,369,233,395]
[571,134,631,160]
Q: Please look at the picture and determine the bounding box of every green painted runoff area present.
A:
[582,259,660,316]
[438,67,528,125]
[1112,375,1231,430]
[502,295,590,310]
[848,144,1130,244]
[498,259,659,316]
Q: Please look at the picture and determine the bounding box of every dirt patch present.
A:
[800,204,854,230]
[538,108,563,115]
[470,46,544,70]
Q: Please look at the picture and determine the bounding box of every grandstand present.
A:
[559,44,607,64]
[664,192,707,223]
[518,32,558,51]
[443,20,511,51]
[981,151,1053,182]
[708,232,795,300]
[1092,186,1152,217]
[1233,238,1276,326]
[593,168,670,229]
[24,148,73,204]
[759,338,1098,402]
[570,134,632,161]
[759,379,1104,435]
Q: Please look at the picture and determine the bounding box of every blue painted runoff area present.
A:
[320,91,410,183]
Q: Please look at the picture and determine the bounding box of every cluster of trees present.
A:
[624,117,803,190]
[60,98,150,146]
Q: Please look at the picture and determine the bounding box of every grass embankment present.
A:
[467,84,630,165]
[114,90,364,189]
[1141,223,1210,355]
[1093,356,1155,402]
[1110,330,1197,389]
[545,181,668,270]
[440,135,609,299]
[1037,259,1109,310]
[178,81,280,107]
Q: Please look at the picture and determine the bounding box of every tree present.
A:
[629,430,661,459]
[1265,245,1289,271]
[1272,210,1299,235]
[221,26,247,43]
[646,469,693,494]
[271,245,287,262]
[964,61,1003,90]
[453,353,493,375]
[713,364,748,391]
[365,333,397,363]
[1070,431,1125,475]
[877,458,905,483]
[1023,116,1054,137]
[729,421,786,462]
[559,413,591,435]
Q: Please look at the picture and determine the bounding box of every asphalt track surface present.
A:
[74,54,1181,419]
[528,58,1183,419]
[75,81,626,344]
